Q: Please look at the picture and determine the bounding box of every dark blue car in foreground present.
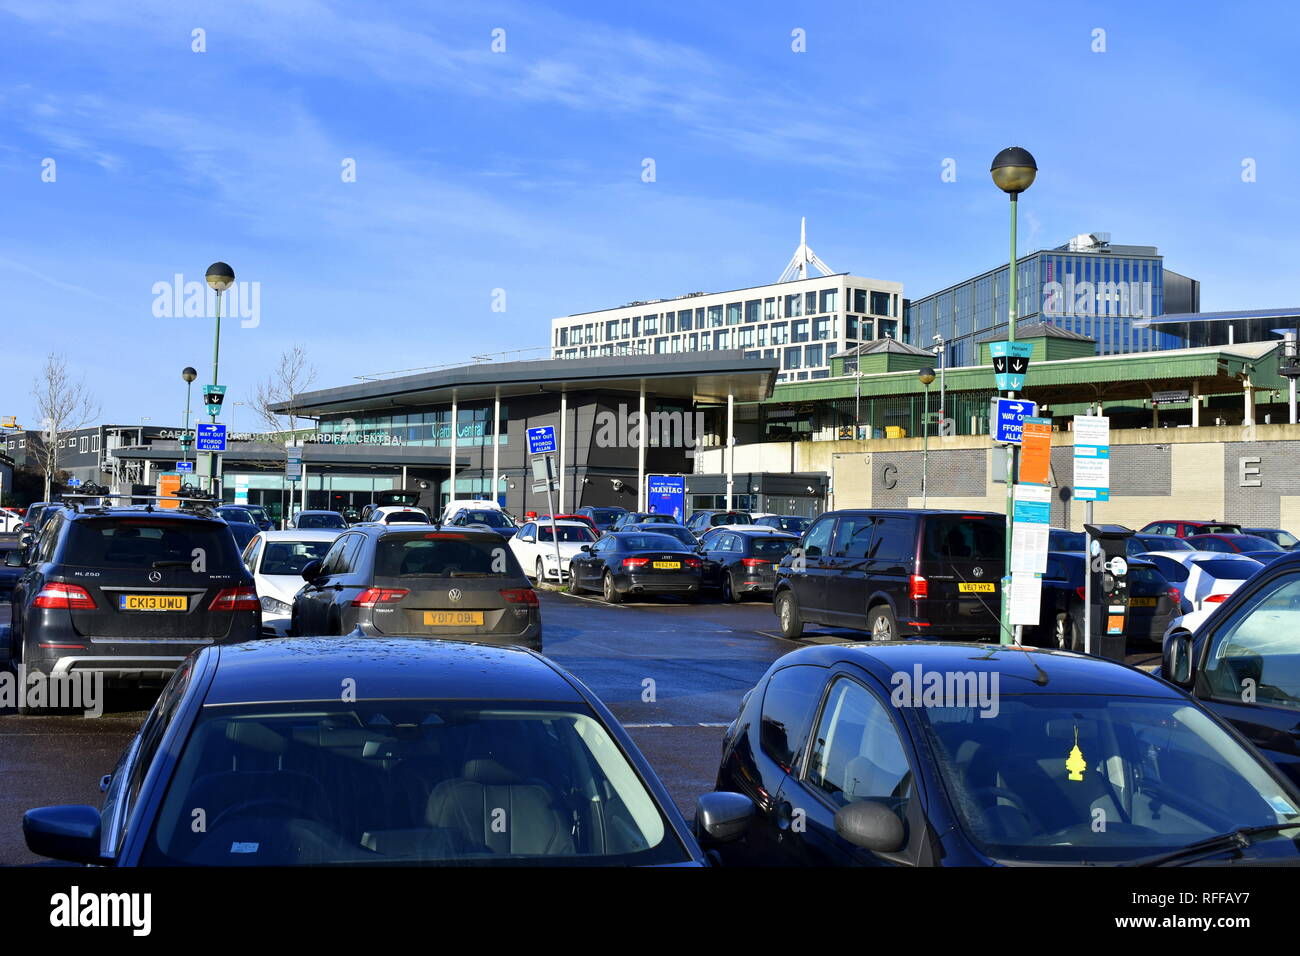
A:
[714,642,1300,866]
[23,637,751,866]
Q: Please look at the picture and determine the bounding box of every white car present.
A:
[509,519,598,583]
[1143,551,1263,614]
[368,506,432,526]
[241,529,344,636]
[0,507,22,533]
[441,498,505,524]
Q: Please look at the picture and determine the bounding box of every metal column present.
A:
[725,391,735,511]
[492,387,501,505]
[637,383,647,511]
[449,391,458,510]
[559,390,567,512]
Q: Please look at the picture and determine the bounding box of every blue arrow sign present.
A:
[526,425,557,455]
[196,423,227,452]
[993,398,1038,445]
[175,461,194,473]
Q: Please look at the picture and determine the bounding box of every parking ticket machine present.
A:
[1083,524,1135,660]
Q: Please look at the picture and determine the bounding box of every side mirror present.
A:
[300,559,324,582]
[1163,630,1195,686]
[520,535,534,543]
[834,800,906,853]
[22,805,104,864]
[4,549,24,567]
[579,545,592,552]
[694,791,755,845]
[805,545,822,558]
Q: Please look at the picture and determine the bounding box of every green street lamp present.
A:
[204,262,234,493]
[991,147,1037,644]
[180,366,197,467]
[918,366,935,507]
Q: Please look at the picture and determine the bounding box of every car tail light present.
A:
[499,588,539,607]
[1167,586,1181,605]
[1204,593,1230,604]
[209,586,261,611]
[623,557,650,569]
[683,556,702,569]
[909,574,928,600]
[741,558,770,568]
[33,582,96,609]
[350,587,409,608]
[1075,586,1087,601]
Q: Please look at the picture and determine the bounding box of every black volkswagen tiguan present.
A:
[7,502,260,689]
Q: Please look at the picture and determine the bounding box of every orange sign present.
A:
[1019,419,1053,485]
[157,474,181,509]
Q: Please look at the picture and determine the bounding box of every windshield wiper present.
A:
[1134,822,1300,867]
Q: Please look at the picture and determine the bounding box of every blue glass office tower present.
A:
[906,235,1199,367]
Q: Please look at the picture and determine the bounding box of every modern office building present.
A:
[549,224,904,383]
[905,232,1200,368]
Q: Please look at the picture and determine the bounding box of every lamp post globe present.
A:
[181,366,197,384]
[990,146,1037,195]
[205,261,235,291]
[917,367,936,387]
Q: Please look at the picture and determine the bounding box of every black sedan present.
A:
[22,637,750,866]
[1029,551,1179,649]
[713,642,1300,866]
[698,527,799,602]
[567,531,703,603]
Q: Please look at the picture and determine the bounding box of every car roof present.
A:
[203,637,586,706]
[781,641,1184,699]
[523,519,589,527]
[256,529,343,541]
[708,524,794,534]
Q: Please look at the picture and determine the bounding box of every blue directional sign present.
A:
[992,398,1038,445]
[196,423,227,452]
[526,425,557,455]
[990,340,1033,392]
[175,461,194,474]
[66,477,82,488]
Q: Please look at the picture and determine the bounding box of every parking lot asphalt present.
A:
[0,587,1164,865]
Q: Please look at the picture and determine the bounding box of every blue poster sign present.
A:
[175,461,194,473]
[526,425,556,455]
[196,423,227,452]
[992,398,1038,445]
[646,474,686,523]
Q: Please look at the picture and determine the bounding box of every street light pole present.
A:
[181,367,197,469]
[918,367,935,507]
[991,147,1037,646]
[204,262,234,497]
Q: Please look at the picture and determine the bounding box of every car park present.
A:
[1028,551,1178,649]
[773,509,1005,641]
[712,642,1300,866]
[752,514,811,535]
[241,529,343,637]
[509,519,598,584]
[291,524,540,649]
[685,510,754,538]
[567,531,703,603]
[448,507,520,538]
[1139,519,1242,538]
[1242,527,1299,550]
[576,506,628,532]
[6,500,259,697]
[1162,550,1300,786]
[698,527,799,602]
[289,510,349,530]
[21,638,738,866]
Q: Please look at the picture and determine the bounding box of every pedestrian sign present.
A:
[990,341,1032,392]
[204,384,227,417]
[992,398,1038,445]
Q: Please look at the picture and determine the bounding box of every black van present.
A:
[772,509,1005,640]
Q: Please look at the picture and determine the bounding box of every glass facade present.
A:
[317,407,507,447]
[906,249,1184,367]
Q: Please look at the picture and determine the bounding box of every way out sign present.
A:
[992,398,1038,445]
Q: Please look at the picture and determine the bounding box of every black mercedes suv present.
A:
[7,501,259,685]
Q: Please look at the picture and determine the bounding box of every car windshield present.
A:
[1192,558,1260,580]
[920,694,1300,864]
[218,509,256,525]
[638,514,677,524]
[141,700,687,866]
[618,534,688,551]
[1199,524,1241,535]
[1140,535,1191,551]
[260,540,334,575]
[376,533,515,577]
[461,510,512,528]
[710,513,752,526]
[536,525,596,543]
[589,509,625,523]
[1259,530,1299,548]
[923,515,1005,561]
[64,517,237,570]
[385,512,430,524]
[773,517,809,534]
[297,513,347,529]
[639,526,694,547]
[752,537,797,558]
[1236,535,1285,551]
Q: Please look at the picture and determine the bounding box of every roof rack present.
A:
[59,492,221,516]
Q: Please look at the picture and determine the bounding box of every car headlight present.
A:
[260,595,292,614]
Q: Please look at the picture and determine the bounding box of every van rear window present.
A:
[376,534,517,577]
[922,516,1005,563]
[64,518,237,570]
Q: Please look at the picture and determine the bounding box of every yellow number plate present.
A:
[958,583,995,593]
[120,594,187,612]
[1129,597,1157,607]
[652,561,681,570]
[423,611,484,626]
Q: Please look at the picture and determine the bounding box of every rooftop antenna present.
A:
[778,217,836,283]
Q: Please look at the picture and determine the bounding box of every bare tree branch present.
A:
[252,345,318,439]
[30,353,100,499]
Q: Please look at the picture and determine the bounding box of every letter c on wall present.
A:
[880,463,898,489]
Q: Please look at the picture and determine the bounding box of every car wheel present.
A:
[1055,611,1084,652]
[868,605,897,642]
[535,559,546,584]
[776,591,803,638]
[722,572,739,604]
[602,572,622,604]
[568,563,582,592]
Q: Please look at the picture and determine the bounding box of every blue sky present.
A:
[1,0,1298,425]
